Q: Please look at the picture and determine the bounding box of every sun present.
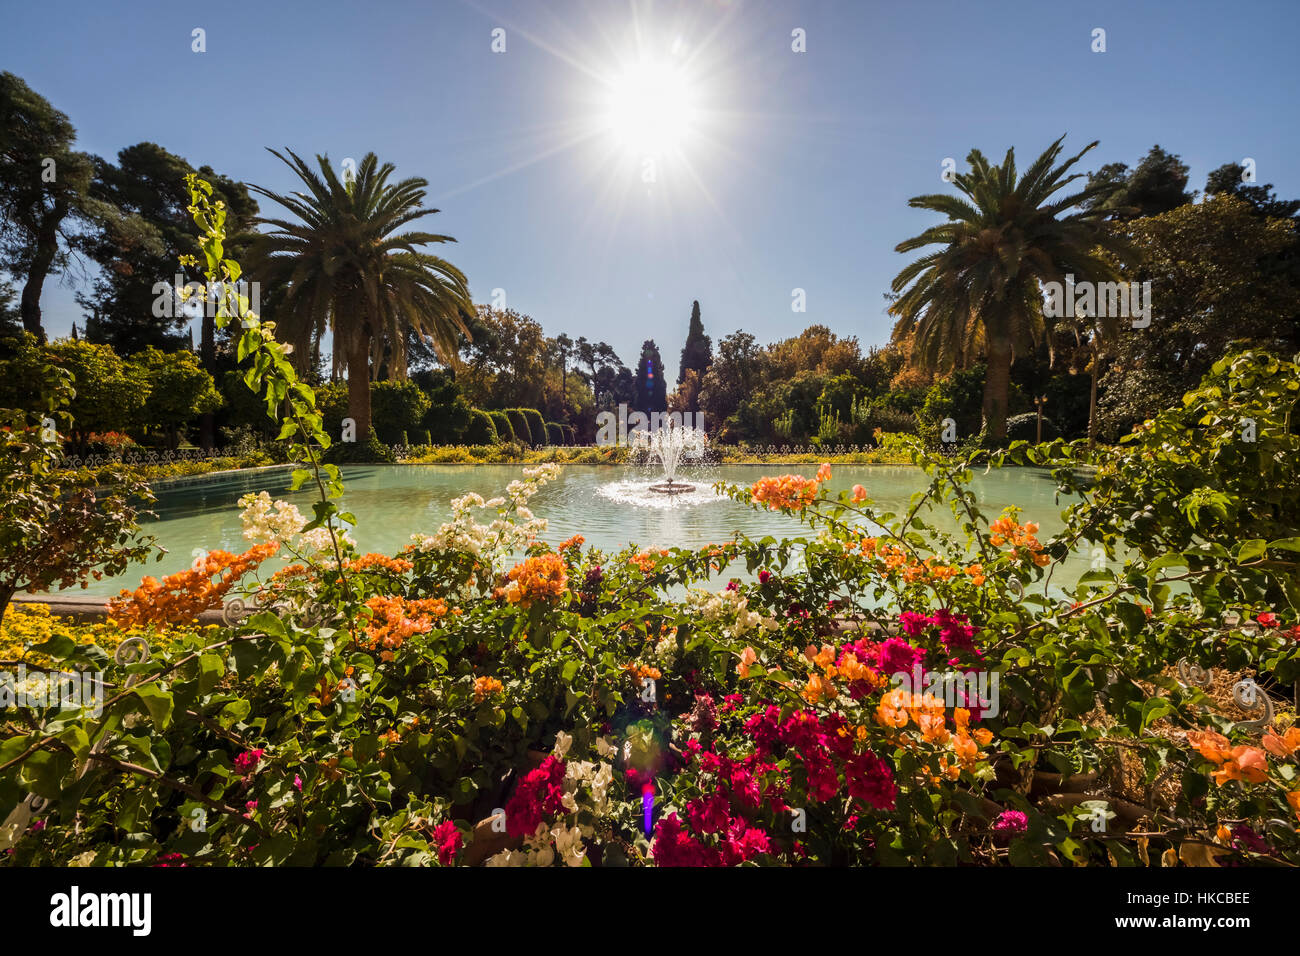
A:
[603,59,697,155]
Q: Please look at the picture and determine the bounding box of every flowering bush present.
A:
[3,182,1297,868]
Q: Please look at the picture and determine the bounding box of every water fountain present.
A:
[631,422,707,494]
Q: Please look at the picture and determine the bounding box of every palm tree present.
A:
[890,136,1134,442]
[248,149,474,441]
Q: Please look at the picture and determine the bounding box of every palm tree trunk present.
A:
[347,335,373,443]
[983,339,1012,442]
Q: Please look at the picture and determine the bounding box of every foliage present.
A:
[248,149,473,441]
[79,142,257,356]
[520,408,547,448]
[0,72,97,341]
[127,346,222,449]
[411,368,471,444]
[678,299,712,391]
[504,408,532,446]
[1004,412,1058,443]
[370,380,431,446]
[1098,195,1300,437]
[0,363,155,628]
[463,409,498,445]
[633,339,667,414]
[0,603,209,667]
[1084,144,1194,220]
[890,135,1135,440]
[487,410,514,444]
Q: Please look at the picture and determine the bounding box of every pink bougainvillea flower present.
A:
[431,820,463,866]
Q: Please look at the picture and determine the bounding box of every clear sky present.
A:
[4,0,1299,372]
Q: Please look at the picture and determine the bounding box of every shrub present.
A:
[521,408,547,447]
[488,410,515,443]
[322,430,396,464]
[545,422,564,445]
[414,369,472,444]
[371,381,432,446]
[314,382,350,443]
[505,408,532,445]
[0,366,154,627]
[464,409,499,445]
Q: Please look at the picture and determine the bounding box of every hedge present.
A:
[465,409,499,445]
[488,410,515,443]
[521,408,547,447]
[545,422,564,445]
[505,409,532,445]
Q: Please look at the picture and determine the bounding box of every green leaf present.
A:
[1237,539,1267,562]
[132,685,174,730]
[198,654,225,696]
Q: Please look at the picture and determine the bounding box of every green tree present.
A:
[47,338,149,449]
[1098,195,1300,436]
[1084,145,1194,220]
[249,149,474,442]
[0,73,97,342]
[890,136,1134,441]
[370,380,432,445]
[0,280,19,338]
[411,368,472,444]
[464,408,498,445]
[79,143,258,362]
[127,346,221,449]
[633,339,668,415]
[457,306,550,410]
[677,299,712,397]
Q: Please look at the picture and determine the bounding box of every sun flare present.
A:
[603,59,697,155]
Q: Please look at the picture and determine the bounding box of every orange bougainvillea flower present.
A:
[346,553,414,575]
[363,595,451,657]
[874,688,911,729]
[473,675,504,702]
[495,552,569,607]
[751,474,822,511]
[108,543,280,627]
[737,646,758,679]
[850,484,867,504]
[802,672,838,704]
[558,534,585,553]
[629,548,670,574]
[1287,790,1300,824]
[1212,746,1269,787]
[816,462,832,483]
[989,512,1051,566]
[1187,729,1234,765]
[623,663,661,687]
[1263,726,1300,759]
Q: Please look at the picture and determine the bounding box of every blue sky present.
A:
[4,0,1299,372]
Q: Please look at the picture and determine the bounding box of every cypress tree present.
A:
[678,299,712,384]
[633,339,668,414]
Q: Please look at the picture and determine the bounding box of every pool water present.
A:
[76,463,1086,597]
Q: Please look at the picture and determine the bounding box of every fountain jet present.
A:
[631,421,707,494]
